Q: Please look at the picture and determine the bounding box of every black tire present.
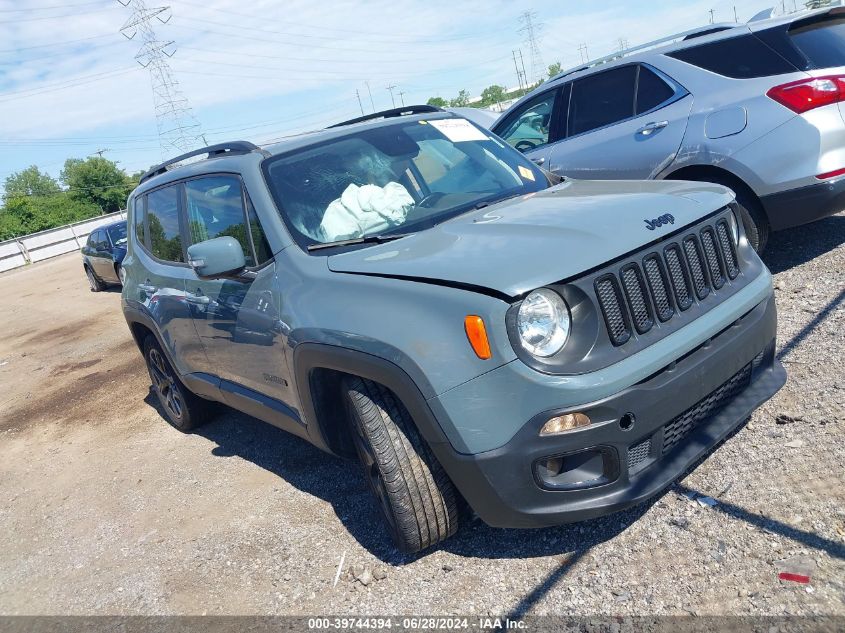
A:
[343,377,459,553]
[143,335,212,432]
[85,265,106,292]
[733,194,769,254]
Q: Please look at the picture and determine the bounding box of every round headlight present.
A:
[517,289,571,357]
[728,210,740,245]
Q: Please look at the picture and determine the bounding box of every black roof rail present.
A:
[139,141,263,184]
[327,105,443,128]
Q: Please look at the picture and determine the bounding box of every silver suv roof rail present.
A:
[139,141,263,185]
[547,22,741,83]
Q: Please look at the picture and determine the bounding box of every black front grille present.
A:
[595,275,631,345]
[593,215,740,346]
[662,363,752,455]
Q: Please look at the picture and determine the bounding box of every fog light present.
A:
[540,412,591,436]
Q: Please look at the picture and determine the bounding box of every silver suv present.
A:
[492,6,845,253]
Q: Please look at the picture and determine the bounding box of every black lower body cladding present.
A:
[761,177,845,231]
[427,293,785,529]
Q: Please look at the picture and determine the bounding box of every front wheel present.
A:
[734,196,769,254]
[343,377,459,553]
[143,335,212,432]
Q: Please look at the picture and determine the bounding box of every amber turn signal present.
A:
[464,315,492,360]
[540,412,591,436]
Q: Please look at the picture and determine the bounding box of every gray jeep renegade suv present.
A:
[122,105,785,553]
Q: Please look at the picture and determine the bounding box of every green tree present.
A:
[0,194,99,240]
[4,166,60,199]
[61,157,131,213]
[449,89,470,107]
[548,61,562,78]
[480,85,506,107]
[426,96,447,108]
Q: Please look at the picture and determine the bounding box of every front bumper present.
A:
[431,293,785,528]
[762,176,845,231]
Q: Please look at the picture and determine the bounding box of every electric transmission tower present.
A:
[118,0,204,155]
[518,11,545,85]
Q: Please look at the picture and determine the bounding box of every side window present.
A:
[184,175,267,267]
[87,230,99,248]
[667,34,796,79]
[147,185,184,263]
[134,197,146,247]
[245,197,272,266]
[569,65,637,136]
[636,66,676,114]
[493,89,557,152]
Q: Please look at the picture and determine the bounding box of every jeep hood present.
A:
[327,179,735,297]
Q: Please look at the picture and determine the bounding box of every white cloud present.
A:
[0,0,782,177]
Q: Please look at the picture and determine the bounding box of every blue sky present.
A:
[1,0,779,192]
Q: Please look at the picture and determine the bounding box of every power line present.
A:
[518,10,545,84]
[118,0,204,155]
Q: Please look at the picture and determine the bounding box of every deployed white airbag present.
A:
[320,182,414,241]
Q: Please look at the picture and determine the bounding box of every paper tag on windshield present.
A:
[428,118,488,142]
[518,165,535,181]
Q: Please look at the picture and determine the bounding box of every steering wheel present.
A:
[416,191,446,208]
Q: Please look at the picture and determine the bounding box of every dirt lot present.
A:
[0,216,843,617]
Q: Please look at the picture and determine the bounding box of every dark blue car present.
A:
[81,220,127,291]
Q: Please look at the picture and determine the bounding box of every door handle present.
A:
[530,156,546,166]
[138,282,157,294]
[186,290,210,305]
[638,121,669,136]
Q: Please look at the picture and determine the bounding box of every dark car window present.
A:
[184,175,270,268]
[667,34,796,78]
[569,65,637,136]
[493,89,558,152]
[133,198,146,247]
[107,223,127,248]
[146,185,184,263]
[87,230,100,248]
[636,66,676,114]
[788,16,845,69]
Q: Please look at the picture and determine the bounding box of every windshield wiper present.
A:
[307,233,411,251]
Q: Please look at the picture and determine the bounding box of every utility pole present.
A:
[117,0,203,155]
[91,148,111,158]
[364,81,375,113]
[578,43,589,64]
[398,91,405,107]
[734,6,739,22]
[518,49,528,88]
[386,84,397,108]
[512,49,524,92]
[708,8,715,23]
[355,89,364,115]
[518,10,544,84]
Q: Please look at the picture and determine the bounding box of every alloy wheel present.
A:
[148,347,184,421]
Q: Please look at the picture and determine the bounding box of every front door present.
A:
[132,183,204,378]
[182,174,295,408]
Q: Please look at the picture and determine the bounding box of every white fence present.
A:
[0,210,127,273]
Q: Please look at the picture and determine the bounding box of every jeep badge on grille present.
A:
[644,213,675,230]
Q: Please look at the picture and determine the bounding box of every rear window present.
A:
[667,34,796,78]
[788,16,845,69]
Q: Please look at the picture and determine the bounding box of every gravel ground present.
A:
[0,214,842,617]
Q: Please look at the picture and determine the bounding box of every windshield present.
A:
[262,117,548,250]
[107,222,127,246]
